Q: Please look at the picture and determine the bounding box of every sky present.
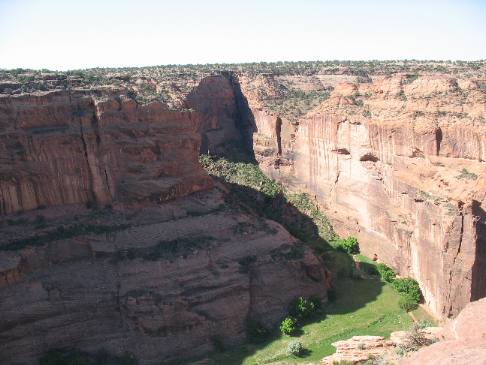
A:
[0,0,485,70]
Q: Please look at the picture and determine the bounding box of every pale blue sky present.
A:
[0,0,485,70]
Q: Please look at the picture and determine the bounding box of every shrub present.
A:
[289,296,319,320]
[376,263,396,283]
[127,90,137,100]
[247,320,270,343]
[334,236,359,254]
[287,341,304,356]
[280,317,297,335]
[399,294,419,311]
[396,322,435,355]
[392,278,421,303]
[416,320,434,329]
[456,168,478,180]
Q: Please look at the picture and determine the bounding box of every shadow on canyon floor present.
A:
[202,278,385,365]
[30,150,385,365]
[184,166,384,365]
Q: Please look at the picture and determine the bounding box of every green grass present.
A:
[208,277,414,365]
[199,154,436,365]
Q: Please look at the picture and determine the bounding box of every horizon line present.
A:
[2,59,486,72]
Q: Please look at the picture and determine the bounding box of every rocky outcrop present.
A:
[0,189,328,365]
[401,297,486,365]
[0,89,213,215]
[321,335,396,364]
[0,89,329,364]
[237,73,486,319]
[321,327,444,364]
[186,74,242,154]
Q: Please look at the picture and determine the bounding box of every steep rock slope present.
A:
[0,189,327,365]
[0,90,328,364]
[186,74,243,154]
[238,73,486,319]
[0,90,212,214]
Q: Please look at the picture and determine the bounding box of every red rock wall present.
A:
[186,74,243,154]
[0,90,212,215]
[0,86,329,365]
[237,75,486,319]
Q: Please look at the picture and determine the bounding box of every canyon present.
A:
[0,61,485,364]
[236,71,486,319]
[0,88,328,364]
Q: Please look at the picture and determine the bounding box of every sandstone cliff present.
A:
[0,89,328,364]
[0,89,213,214]
[236,72,486,319]
[0,188,327,365]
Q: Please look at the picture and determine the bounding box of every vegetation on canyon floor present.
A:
[198,152,432,365]
[32,151,434,365]
[374,261,422,312]
[207,275,430,364]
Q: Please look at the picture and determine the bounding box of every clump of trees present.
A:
[376,264,422,311]
[279,296,322,336]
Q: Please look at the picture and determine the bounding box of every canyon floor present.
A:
[206,276,430,365]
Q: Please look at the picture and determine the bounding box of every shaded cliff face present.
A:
[0,88,328,364]
[186,74,243,154]
[0,189,327,365]
[237,73,486,319]
[0,90,213,214]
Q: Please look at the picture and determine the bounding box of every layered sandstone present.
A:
[238,73,486,319]
[0,89,213,215]
[0,188,328,364]
[0,64,485,363]
[0,88,328,364]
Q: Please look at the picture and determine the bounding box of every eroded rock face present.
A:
[237,73,486,319]
[186,74,242,154]
[321,335,395,364]
[0,89,329,364]
[0,90,213,215]
[401,297,486,365]
[0,187,328,365]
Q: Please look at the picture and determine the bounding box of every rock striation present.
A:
[0,89,213,214]
[0,89,328,364]
[237,73,486,319]
[0,189,328,365]
[0,63,485,362]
